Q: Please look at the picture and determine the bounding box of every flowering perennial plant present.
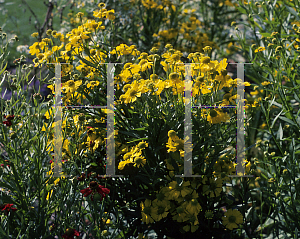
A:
[1,0,300,238]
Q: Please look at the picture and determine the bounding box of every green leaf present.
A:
[127,137,148,144]
[294,93,300,103]
[235,6,247,14]
[0,62,7,76]
[271,109,283,128]
[260,32,271,38]
[132,127,146,131]
[278,116,297,127]
[285,6,300,20]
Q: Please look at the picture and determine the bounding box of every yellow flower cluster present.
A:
[109,43,140,56]
[118,140,148,170]
[140,172,244,233]
[140,179,202,233]
[254,46,266,53]
[159,130,249,232]
[41,107,120,161]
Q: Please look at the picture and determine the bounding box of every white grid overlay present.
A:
[50,62,253,178]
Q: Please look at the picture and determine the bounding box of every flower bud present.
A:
[33,93,42,100]
[46,29,52,36]
[90,49,96,55]
[98,3,106,8]
[150,47,158,53]
[77,12,84,18]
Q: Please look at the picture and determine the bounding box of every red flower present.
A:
[80,181,110,201]
[2,115,14,127]
[0,164,10,168]
[2,120,12,126]
[62,228,80,239]
[0,204,17,216]
[1,160,10,168]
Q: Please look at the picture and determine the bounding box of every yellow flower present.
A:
[140,199,156,224]
[254,46,266,53]
[62,80,82,94]
[31,32,39,38]
[133,156,146,168]
[151,199,170,221]
[137,140,148,150]
[29,42,41,56]
[118,160,134,170]
[106,9,115,21]
[222,209,243,230]
[181,198,202,215]
[261,81,271,86]
[206,109,230,124]
[202,177,223,197]
[46,189,53,200]
[172,205,188,222]
[167,181,192,200]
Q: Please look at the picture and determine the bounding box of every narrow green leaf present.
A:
[127,137,148,144]
[133,127,146,131]
[278,116,297,127]
[294,93,300,103]
[285,6,300,20]
[260,32,271,38]
[0,62,7,76]
[271,109,283,128]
